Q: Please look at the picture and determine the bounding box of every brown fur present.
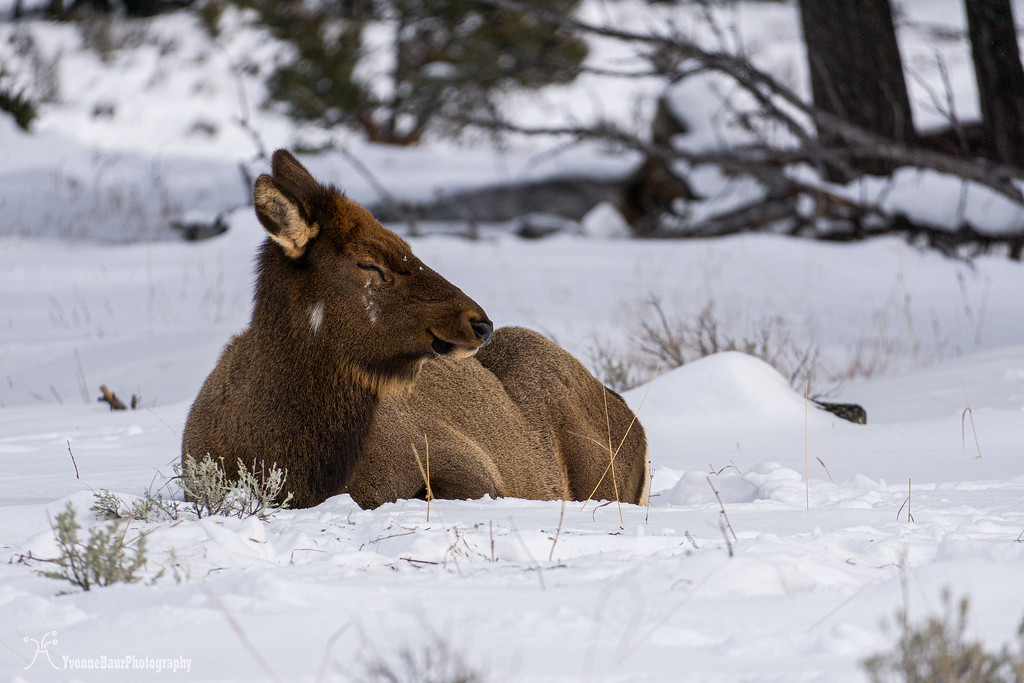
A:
[182,149,648,509]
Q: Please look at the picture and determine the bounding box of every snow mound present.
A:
[628,351,815,423]
[579,201,632,239]
[625,352,846,475]
[663,462,805,506]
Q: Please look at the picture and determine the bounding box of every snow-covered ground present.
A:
[2,215,1024,681]
[2,0,1024,680]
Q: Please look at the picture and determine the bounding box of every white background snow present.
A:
[1,1,1024,681]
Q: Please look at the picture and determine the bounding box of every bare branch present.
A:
[470,0,1024,203]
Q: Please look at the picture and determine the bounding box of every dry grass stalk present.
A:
[411,435,433,522]
[960,376,982,459]
[804,379,810,510]
[816,457,834,482]
[549,499,566,562]
[603,387,623,526]
[315,622,352,682]
[489,520,496,562]
[896,478,915,522]
[706,476,738,545]
[66,439,80,480]
[645,460,653,524]
[581,369,658,512]
[508,518,545,591]
[204,585,281,683]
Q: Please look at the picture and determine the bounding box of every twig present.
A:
[204,586,280,683]
[717,515,734,558]
[896,478,915,522]
[706,476,737,541]
[66,440,79,480]
[706,476,737,550]
[316,622,352,683]
[464,0,1024,203]
[490,520,496,562]
[807,579,878,632]
[441,526,464,577]
[358,529,417,551]
[615,565,720,665]
[804,379,809,510]
[509,518,545,591]
[549,499,566,562]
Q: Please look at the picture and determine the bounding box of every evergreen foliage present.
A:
[237,0,587,144]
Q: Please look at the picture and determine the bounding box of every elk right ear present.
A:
[254,174,319,259]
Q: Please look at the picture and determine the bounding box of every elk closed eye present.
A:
[357,262,386,279]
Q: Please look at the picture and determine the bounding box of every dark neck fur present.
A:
[249,240,383,504]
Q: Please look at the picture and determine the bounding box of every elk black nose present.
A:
[471,319,494,346]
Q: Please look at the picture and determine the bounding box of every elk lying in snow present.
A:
[182,150,648,509]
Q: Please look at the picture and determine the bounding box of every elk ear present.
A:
[270,149,318,200]
[254,174,319,259]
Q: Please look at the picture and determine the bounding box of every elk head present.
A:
[252,149,493,390]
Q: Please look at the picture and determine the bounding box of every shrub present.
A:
[586,337,643,392]
[38,502,147,591]
[91,487,179,522]
[0,68,38,131]
[363,636,485,683]
[864,591,1024,683]
[588,296,823,393]
[177,453,293,520]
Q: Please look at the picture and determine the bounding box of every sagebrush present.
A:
[589,296,822,393]
[177,453,293,520]
[37,502,147,591]
[362,636,485,683]
[864,591,1024,683]
[92,453,292,524]
[92,487,180,522]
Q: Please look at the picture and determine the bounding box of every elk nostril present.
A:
[471,319,493,346]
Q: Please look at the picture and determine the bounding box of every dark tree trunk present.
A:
[798,0,916,177]
[45,0,68,19]
[965,0,1024,167]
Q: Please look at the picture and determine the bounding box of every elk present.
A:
[182,150,648,509]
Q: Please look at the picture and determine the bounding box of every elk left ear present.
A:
[254,174,319,259]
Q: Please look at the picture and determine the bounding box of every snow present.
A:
[2,1,1024,680]
[2,215,1023,681]
[580,202,632,239]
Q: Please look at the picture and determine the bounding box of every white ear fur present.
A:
[254,175,319,259]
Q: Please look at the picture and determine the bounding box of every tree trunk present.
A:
[46,0,67,19]
[798,0,915,177]
[965,0,1024,167]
